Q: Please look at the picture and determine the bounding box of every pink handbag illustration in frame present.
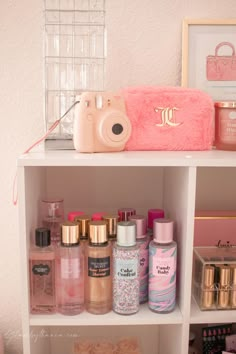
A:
[206,41,236,81]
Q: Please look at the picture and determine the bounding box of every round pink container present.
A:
[215,101,236,151]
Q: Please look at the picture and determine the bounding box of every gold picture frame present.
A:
[181,18,236,100]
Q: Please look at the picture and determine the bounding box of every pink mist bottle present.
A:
[129,215,149,303]
[29,228,56,314]
[148,218,177,313]
[56,222,84,315]
[113,221,140,315]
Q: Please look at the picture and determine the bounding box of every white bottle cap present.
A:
[117,221,136,246]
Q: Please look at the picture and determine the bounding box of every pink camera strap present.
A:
[13,101,80,206]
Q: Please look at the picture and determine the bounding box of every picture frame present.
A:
[182,18,236,100]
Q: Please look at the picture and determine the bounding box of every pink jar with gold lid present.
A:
[215,101,236,150]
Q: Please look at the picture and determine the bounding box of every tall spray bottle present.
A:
[148,219,177,313]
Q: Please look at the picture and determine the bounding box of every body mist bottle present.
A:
[85,221,112,314]
[113,221,140,315]
[40,198,64,246]
[56,222,84,315]
[148,218,177,313]
[29,228,56,314]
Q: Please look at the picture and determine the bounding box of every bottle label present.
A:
[115,258,138,279]
[88,256,110,277]
[32,264,50,276]
[113,248,140,314]
[152,257,174,277]
[219,112,236,143]
[149,244,177,312]
[30,259,55,313]
[61,258,80,279]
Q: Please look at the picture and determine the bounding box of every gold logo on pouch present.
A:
[154,107,182,127]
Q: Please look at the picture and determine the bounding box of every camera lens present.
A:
[112,123,123,135]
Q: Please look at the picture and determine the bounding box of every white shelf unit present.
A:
[17,150,236,354]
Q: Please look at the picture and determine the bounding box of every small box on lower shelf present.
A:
[74,336,142,354]
[192,247,236,311]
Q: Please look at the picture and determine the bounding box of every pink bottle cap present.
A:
[129,214,147,238]
[92,212,106,221]
[148,208,165,229]
[153,218,173,243]
[118,208,136,221]
[67,211,84,221]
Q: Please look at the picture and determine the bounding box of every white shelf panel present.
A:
[29,304,182,326]
[18,150,236,167]
[190,297,236,324]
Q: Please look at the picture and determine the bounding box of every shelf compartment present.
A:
[29,303,183,326]
[27,324,187,354]
[29,324,184,354]
[190,297,236,324]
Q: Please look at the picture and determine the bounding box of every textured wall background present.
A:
[1,1,236,353]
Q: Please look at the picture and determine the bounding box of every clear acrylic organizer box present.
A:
[44,0,106,149]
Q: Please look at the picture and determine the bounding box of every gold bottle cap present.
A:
[74,215,91,239]
[102,214,118,237]
[203,266,215,287]
[89,221,108,245]
[61,221,79,245]
[231,266,236,285]
[220,266,231,287]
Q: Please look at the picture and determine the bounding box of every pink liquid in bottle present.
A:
[29,228,56,314]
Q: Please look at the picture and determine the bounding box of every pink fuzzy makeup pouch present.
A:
[122,86,214,151]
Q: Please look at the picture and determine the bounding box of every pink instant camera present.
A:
[73,92,132,153]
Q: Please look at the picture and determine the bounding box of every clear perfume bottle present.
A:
[41,198,64,246]
[56,222,84,315]
[85,221,112,314]
[149,218,177,313]
[113,221,140,315]
[29,228,56,314]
